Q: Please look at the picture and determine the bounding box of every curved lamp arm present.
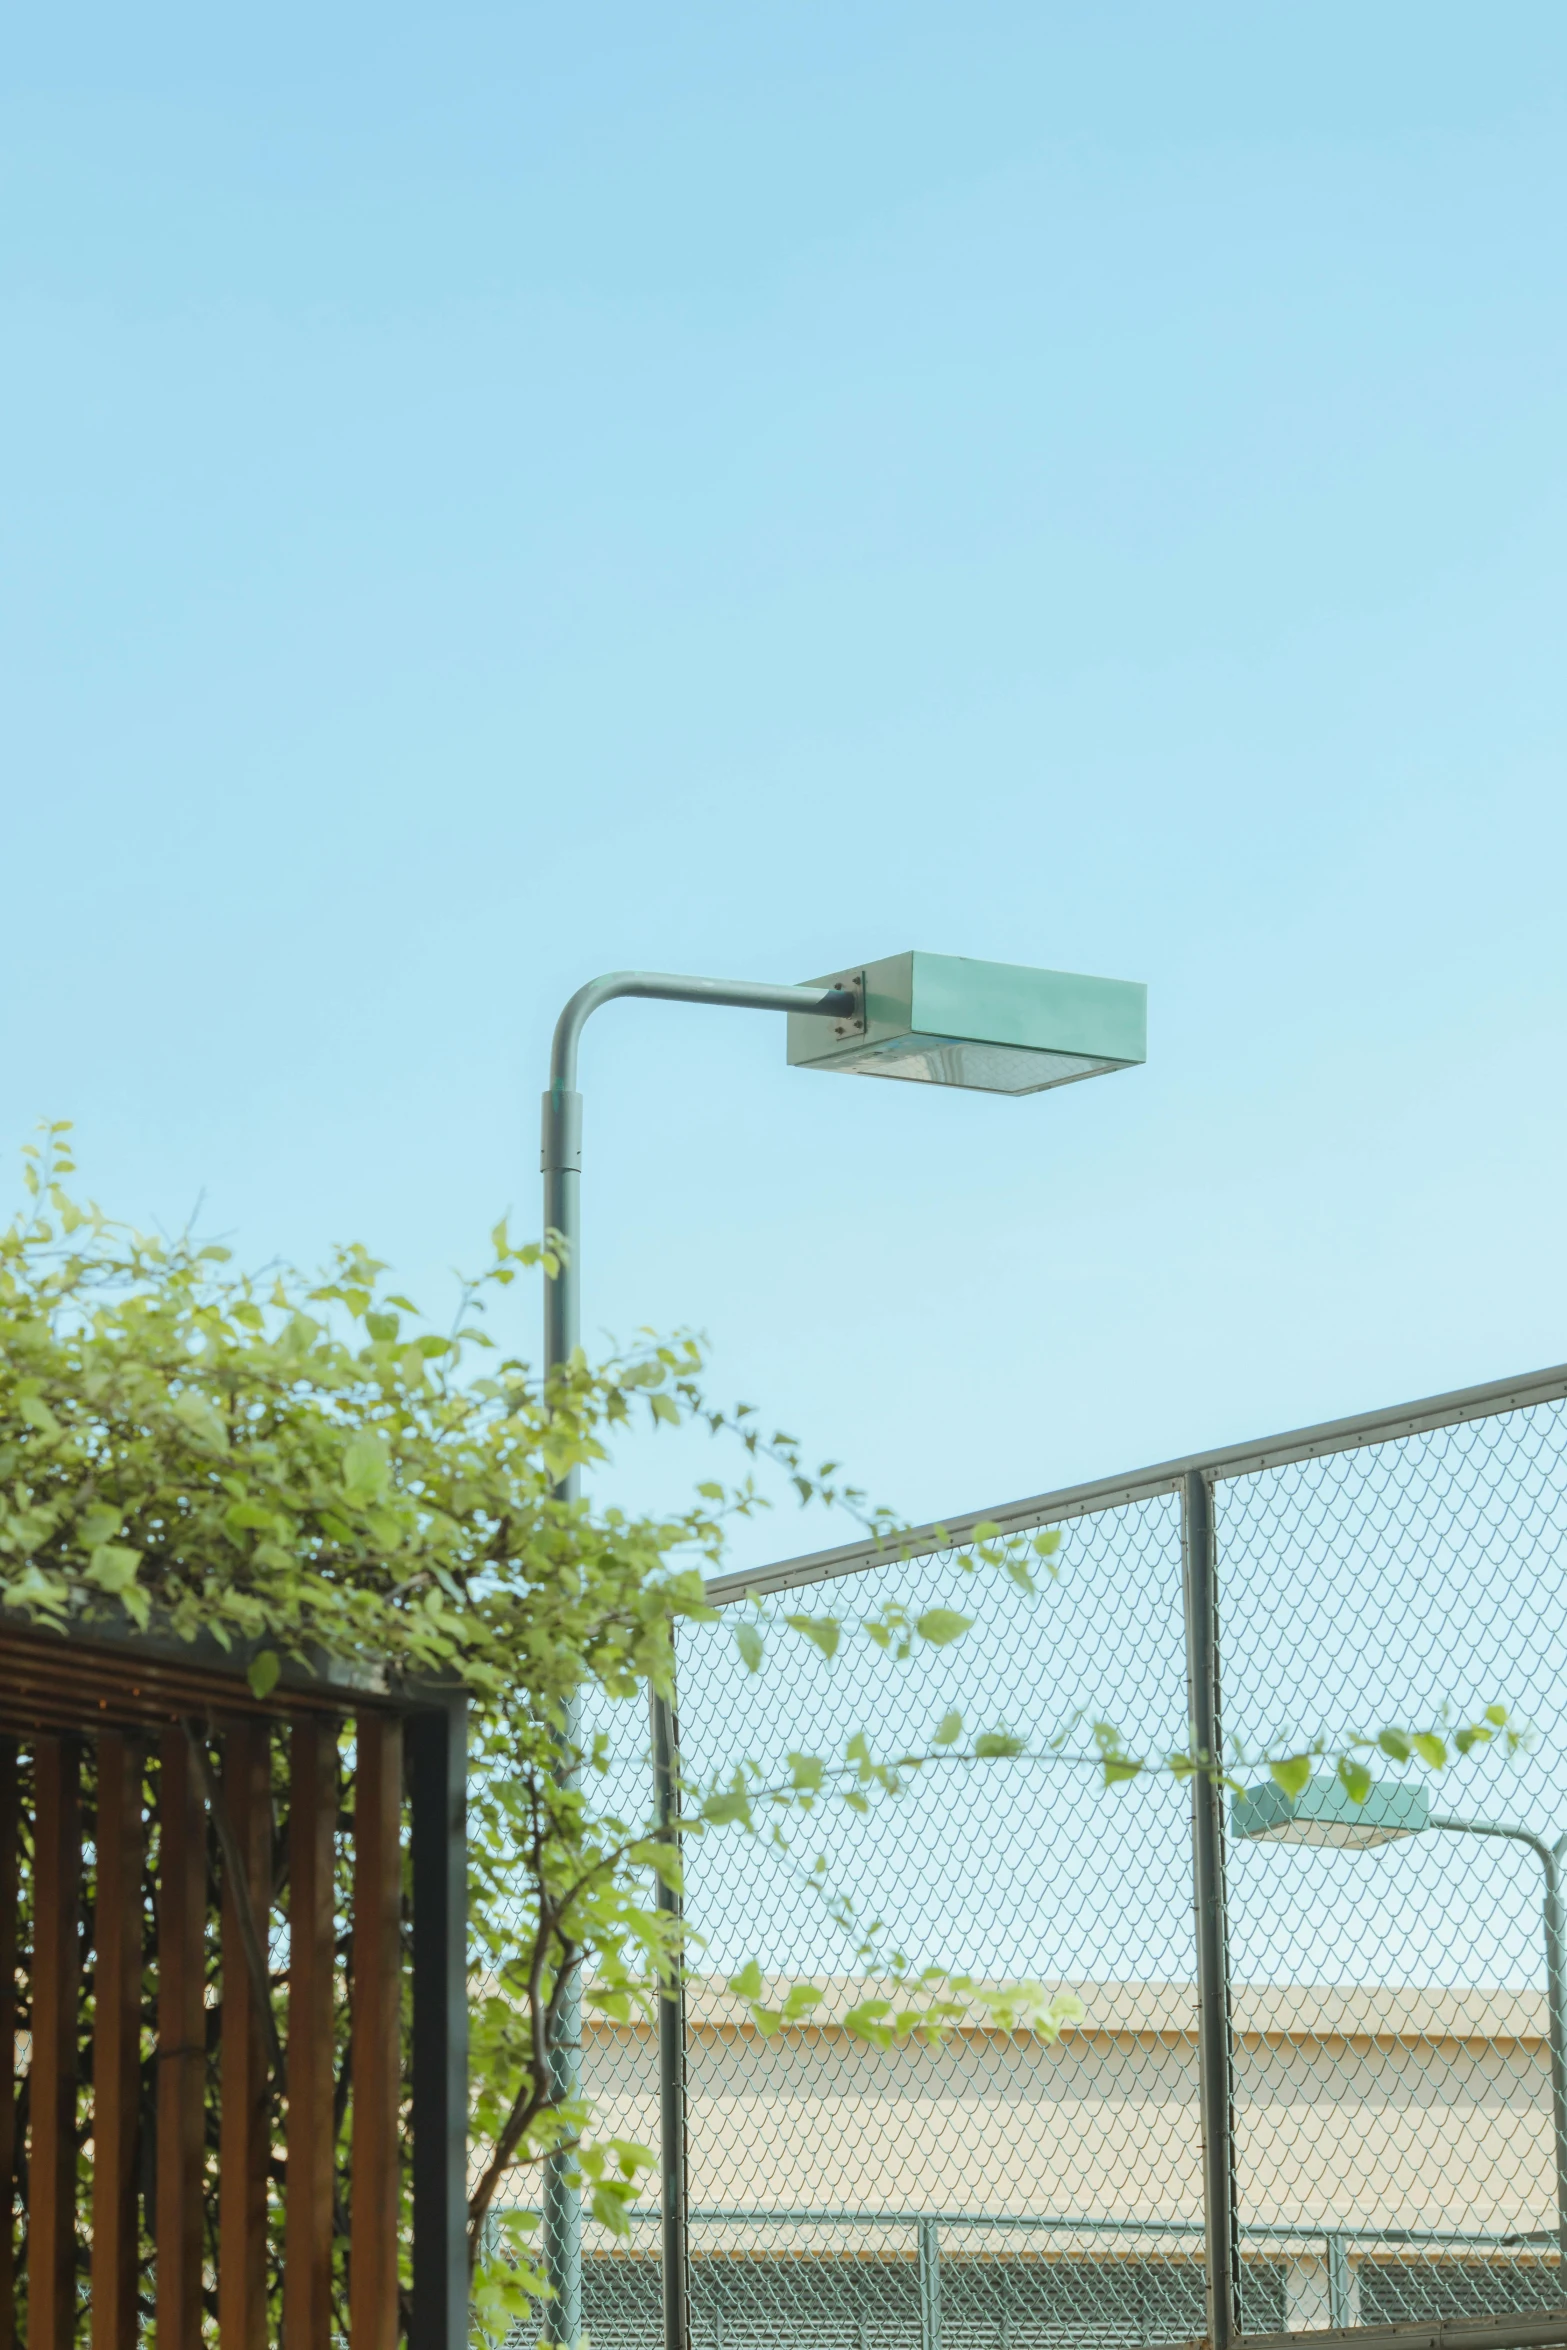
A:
[540,969,859,1387]
[1430,1813,1567,2263]
[547,969,857,1096]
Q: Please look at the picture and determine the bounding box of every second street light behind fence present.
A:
[537,950,1147,2350]
[1233,1778,1567,2271]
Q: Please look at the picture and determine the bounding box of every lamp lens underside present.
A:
[1249,1819,1410,1850]
[833,1037,1120,1094]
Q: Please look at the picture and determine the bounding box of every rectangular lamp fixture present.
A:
[786,951,1147,1097]
[1231,1779,1431,1849]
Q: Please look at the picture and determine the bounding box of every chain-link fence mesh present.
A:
[488,1495,1205,2347]
[672,1494,1211,2350]
[488,1370,1567,2350]
[1217,1396,1567,2341]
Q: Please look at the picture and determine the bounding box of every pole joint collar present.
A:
[541,1089,584,1174]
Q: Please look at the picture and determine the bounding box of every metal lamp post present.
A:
[538,953,1146,2350]
[1233,1779,1567,2271]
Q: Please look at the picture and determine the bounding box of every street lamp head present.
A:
[1232,1778,1431,1850]
[786,952,1147,1097]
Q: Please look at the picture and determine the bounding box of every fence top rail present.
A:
[517,2206,1556,2250]
[704,1360,1567,1605]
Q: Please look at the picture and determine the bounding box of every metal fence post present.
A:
[918,2220,942,2350]
[409,1698,469,2350]
[1538,1851,1567,2272]
[1182,1469,1239,2350]
[651,1684,690,2350]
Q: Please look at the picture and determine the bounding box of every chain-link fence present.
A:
[515,1364,1567,2350]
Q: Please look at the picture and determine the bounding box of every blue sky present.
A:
[5,2,1566,1572]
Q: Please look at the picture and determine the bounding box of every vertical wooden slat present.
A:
[219,1720,273,2350]
[350,1716,403,2350]
[31,1735,83,2350]
[156,1728,208,2350]
[0,1738,20,2350]
[283,1717,339,2350]
[92,1733,146,2350]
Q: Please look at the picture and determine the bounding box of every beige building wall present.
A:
[574,1976,1556,2261]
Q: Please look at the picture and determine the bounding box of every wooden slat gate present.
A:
[0,1613,468,2350]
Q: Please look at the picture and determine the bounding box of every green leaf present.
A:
[171,1391,229,1451]
[83,1544,142,1597]
[734,1623,764,1673]
[785,1615,840,1661]
[787,1752,824,1793]
[727,1962,764,2000]
[1338,1757,1373,1804]
[1377,1729,1412,1762]
[974,1731,1026,1760]
[702,1785,754,1830]
[932,1711,963,1746]
[247,1650,281,1700]
[224,1501,277,1538]
[1269,1755,1313,1798]
[915,1608,973,1648]
[1412,1732,1448,1769]
[342,1431,390,1504]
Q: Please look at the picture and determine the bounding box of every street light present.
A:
[1233,1779,1567,2269]
[539,953,1146,2349]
